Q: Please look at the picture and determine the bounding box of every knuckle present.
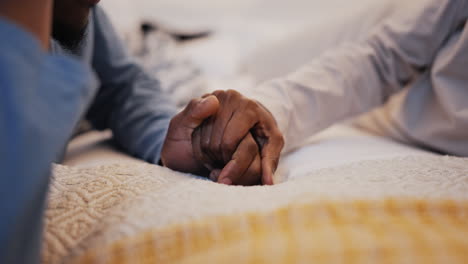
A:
[212,90,225,98]
[246,100,260,112]
[226,89,236,95]
[244,109,258,124]
[226,89,241,99]
[187,98,199,109]
[247,111,257,122]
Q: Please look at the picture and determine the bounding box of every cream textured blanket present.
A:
[43,155,468,263]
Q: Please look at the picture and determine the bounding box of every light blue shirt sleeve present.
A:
[86,7,178,164]
[0,19,96,263]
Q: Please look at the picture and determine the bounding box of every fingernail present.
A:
[219,178,232,185]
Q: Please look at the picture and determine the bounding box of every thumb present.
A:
[167,95,220,142]
[182,95,219,129]
[162,95,219,171]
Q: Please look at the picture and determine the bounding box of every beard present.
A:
[52,19,88,51]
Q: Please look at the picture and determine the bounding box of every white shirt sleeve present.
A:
[246,0,467,153]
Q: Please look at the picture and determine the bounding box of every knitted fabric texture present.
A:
[43,156,468,263]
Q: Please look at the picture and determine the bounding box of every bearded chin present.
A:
[52,20,88,51]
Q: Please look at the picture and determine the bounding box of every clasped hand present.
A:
[161,90,284,185]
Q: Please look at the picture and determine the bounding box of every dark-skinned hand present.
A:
[192,90,284,185]
[161,95,220,176]
[161,90,284,186]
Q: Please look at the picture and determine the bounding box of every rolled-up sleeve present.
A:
[86,7,177,164]
[0,20,96,264]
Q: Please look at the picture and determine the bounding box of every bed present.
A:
[43,1,468,263]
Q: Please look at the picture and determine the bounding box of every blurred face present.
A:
[52,0,101,50]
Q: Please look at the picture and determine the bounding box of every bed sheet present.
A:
[63,124,435,183]
[276,125,434,182]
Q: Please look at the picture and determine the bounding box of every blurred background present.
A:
[100,0,405,81]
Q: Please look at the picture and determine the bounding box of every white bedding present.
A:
[64,124,436,184]
[48,153,468,263]
[277,125,434,182]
